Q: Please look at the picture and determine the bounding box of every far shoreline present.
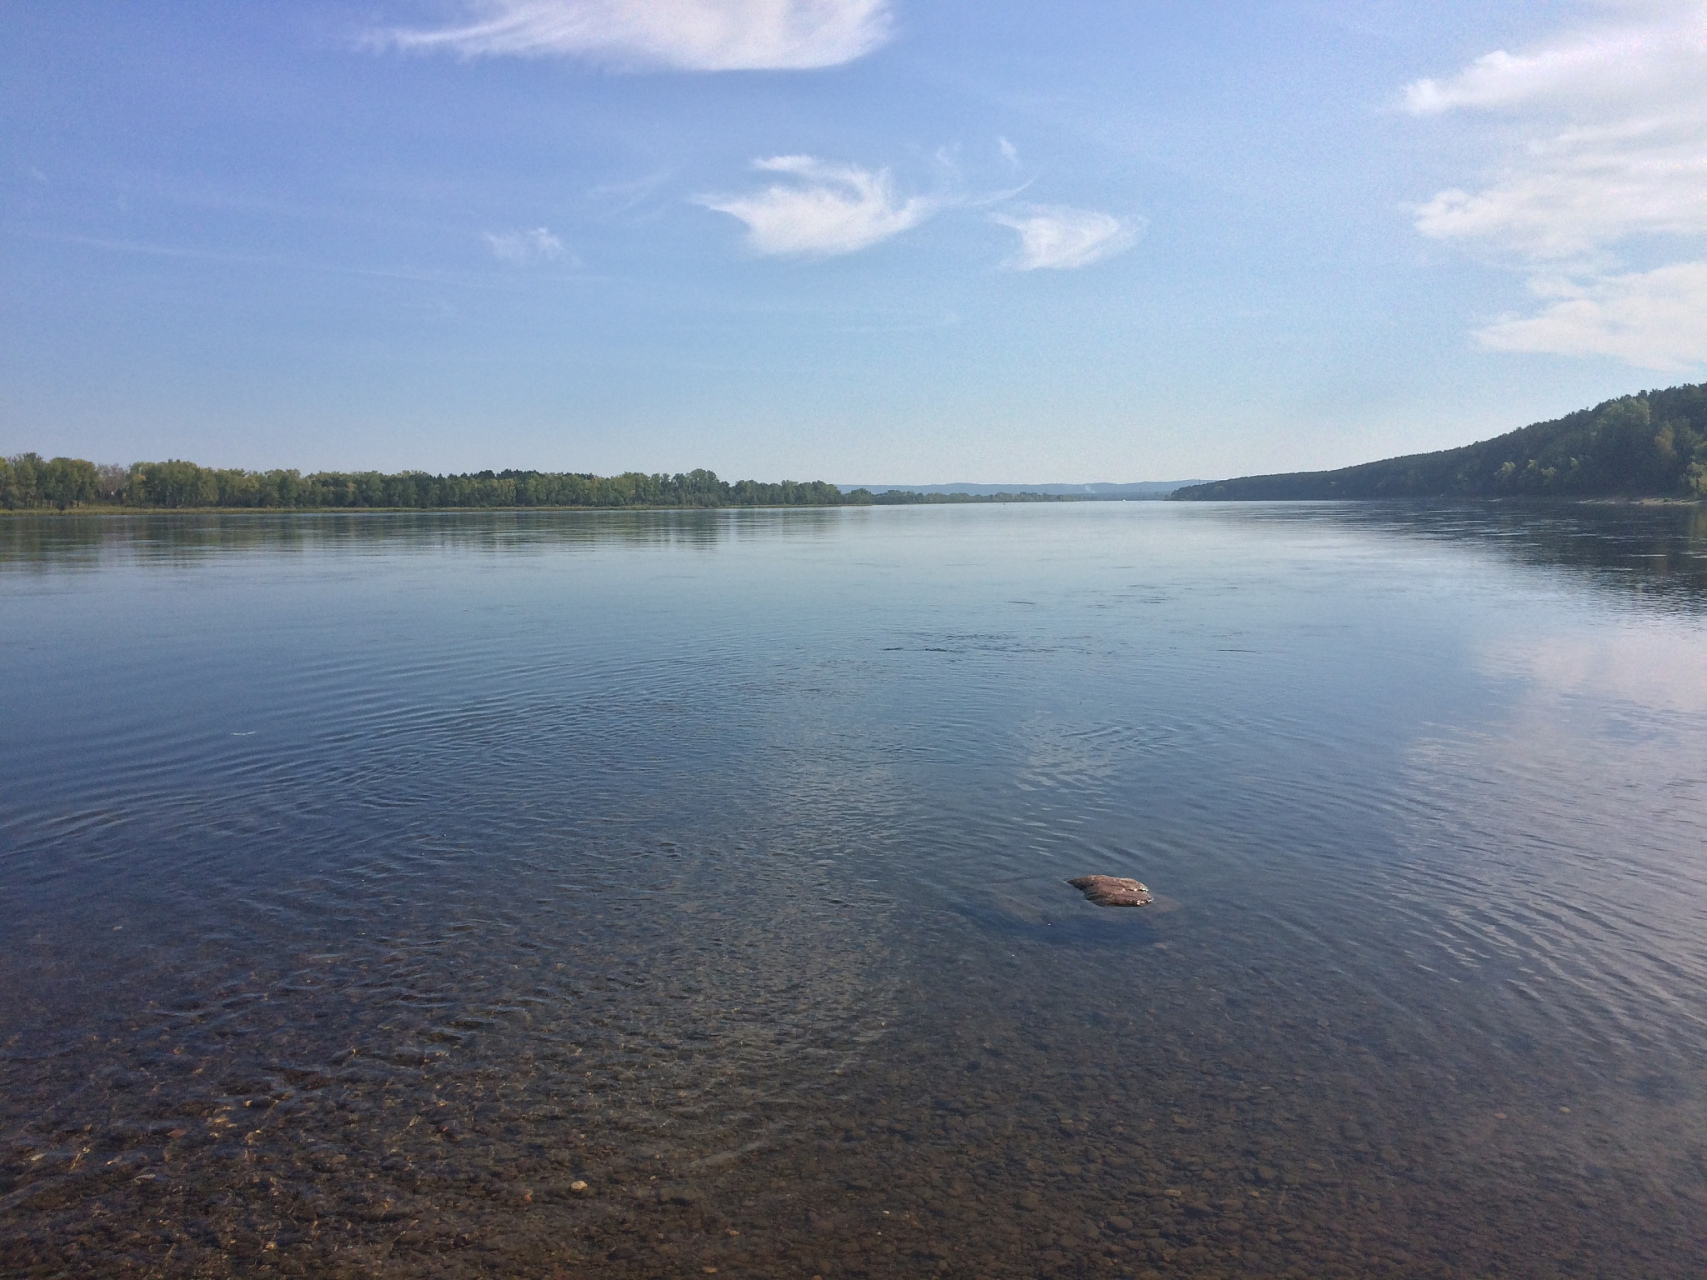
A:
[5,494,1702,518]
[0,496,1104,517]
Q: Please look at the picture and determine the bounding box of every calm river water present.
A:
[2,501,1705,1279]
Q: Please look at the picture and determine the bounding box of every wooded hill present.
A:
[1173,384,1707,501]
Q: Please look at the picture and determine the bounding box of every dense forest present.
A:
[1173,384,1707,501]
[0,457,861,511]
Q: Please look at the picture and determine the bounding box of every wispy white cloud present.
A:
[1475,261,1707,371]
[375,0,892,70]
[484,226,568,263]
[1412,116,1707,260]
[992,206,1140,270]
[698,156,936,257]
[1399,2,1707,119]
[1405,1,1707,367]
[1404,27,1691,117]
[997,136,1019,168]
[584,170,673,219]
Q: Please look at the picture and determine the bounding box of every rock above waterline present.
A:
[1068,876,1152,907]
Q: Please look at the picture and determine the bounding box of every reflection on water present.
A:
[2,502,1705,1278]
[0,507,849,572]
[1325,500,1707,611]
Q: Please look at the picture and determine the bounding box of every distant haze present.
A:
[846,482,1198,498]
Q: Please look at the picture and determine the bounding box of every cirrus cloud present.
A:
[375,0,892,70]
[697,156,937,256]
[992,206,1140,270]
[484,226,568,264]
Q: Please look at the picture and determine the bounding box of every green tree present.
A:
[37,457,100,508]
[131,460,219,507]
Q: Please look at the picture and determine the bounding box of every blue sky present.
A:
[3,1,1704,481]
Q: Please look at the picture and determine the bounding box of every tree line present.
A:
[1174,383,1707,501]
[0,454,1095,512]
[0,457,859,511]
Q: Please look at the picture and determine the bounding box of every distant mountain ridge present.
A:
[1173,385,1707,502]
[847,481,1197,498]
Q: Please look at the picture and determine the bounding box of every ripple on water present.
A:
[2,503,1705,1277]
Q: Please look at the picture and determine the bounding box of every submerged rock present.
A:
[1068,875,1152,907]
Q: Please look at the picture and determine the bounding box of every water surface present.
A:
[2,502,1705,1278]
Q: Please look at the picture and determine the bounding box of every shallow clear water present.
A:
[2,501,1705,1279]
